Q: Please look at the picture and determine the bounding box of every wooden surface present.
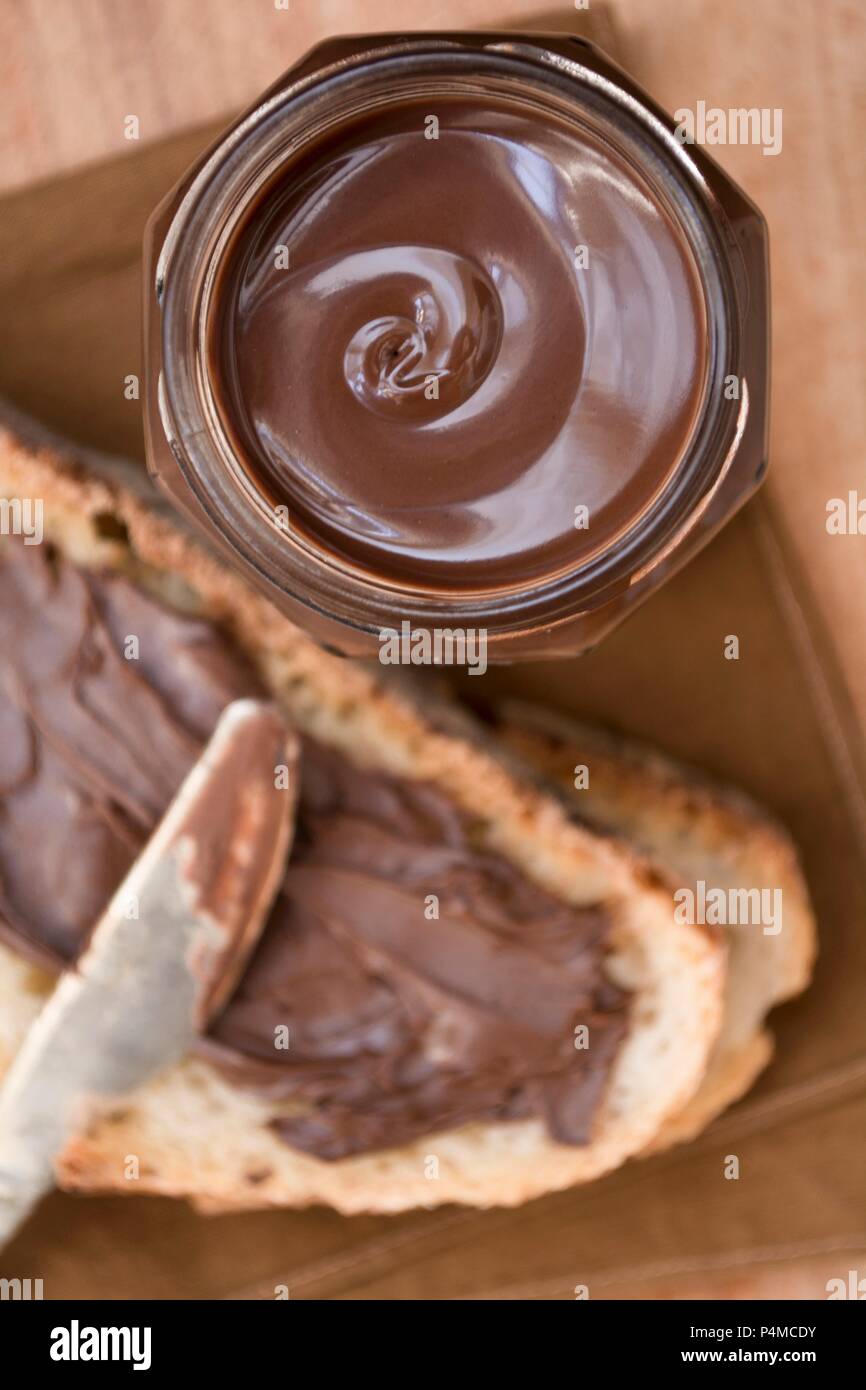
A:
[1,0,864,1302]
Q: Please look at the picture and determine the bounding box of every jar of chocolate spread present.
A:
[143,31,769,662]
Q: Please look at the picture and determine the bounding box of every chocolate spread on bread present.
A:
[0,540,628,1158]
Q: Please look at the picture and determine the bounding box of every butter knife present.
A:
[0,697,298,1247]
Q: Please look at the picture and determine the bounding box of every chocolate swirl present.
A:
[211,92,707,590]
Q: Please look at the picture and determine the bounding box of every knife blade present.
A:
[0,697,298,1247]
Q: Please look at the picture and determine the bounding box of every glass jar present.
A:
[143,31,769,662]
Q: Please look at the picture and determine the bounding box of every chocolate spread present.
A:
[210,92,707,590]
[0,540,628,1158]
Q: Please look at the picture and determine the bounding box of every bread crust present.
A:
[0,428,725,1210]
[493,700,817,1151]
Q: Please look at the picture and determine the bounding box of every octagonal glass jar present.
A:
[143,32,769,661]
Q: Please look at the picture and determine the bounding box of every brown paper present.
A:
[0,7,864,1300]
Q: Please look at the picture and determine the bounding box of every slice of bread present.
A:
[0,425,724,1212]
[491,701,816,1150]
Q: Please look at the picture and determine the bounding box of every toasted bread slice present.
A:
[492,700,816,1150]
[0,426,724,1212]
